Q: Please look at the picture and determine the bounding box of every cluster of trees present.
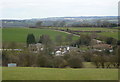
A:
[91,47,120,68]
[2,50,83,68]
[2,45,120,68]
[70,34,92,48]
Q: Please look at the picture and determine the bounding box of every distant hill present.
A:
[1,16,118,28]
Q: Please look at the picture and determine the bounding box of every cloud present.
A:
[1,0,119,19]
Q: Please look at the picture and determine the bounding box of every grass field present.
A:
[51,27,119,39]
[78,32,119,40]
[2,27,119,43]
[53,27,118,31]
[2,28,79,43]
[98,32,119,40]
[60,27,119,40]
[2,67,118,80]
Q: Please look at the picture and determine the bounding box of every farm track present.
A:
[53,29,80,37]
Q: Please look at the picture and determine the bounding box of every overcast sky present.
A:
[0,0,119,19]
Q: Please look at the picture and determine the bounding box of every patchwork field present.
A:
[2,28,79,43]
[2,67,118,80]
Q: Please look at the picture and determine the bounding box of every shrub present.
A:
[82,52,93,62]
[36,53,54,67]
[68,55,83,68]
[53,56,68,68]
[36,54,48,67]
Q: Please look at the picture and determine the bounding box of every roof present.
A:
[93,44,112,49]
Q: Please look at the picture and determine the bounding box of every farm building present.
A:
[28,43,44,53]
[55,46,79,56]
[92,44,112,50]
[91,39,104,45]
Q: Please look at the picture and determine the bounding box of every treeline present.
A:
[2,46,120,68]
[34,20,118,28]
[2,50,83,68]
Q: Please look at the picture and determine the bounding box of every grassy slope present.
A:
[2,28,79,43]
[2,27,119,43]
[57,27,119,40]
[2,67,118,80]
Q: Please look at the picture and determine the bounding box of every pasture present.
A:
[2,67,118,80]
[2,27,119,43]
[52,27,118,31]
[2,28,79,43]
[55,27,119,40]
[98,32,119,40]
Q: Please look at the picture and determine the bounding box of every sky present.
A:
[0,0,119,19]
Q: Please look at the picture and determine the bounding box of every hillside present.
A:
[2,28,79,43]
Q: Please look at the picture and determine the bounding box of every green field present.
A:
[58,27,119,40]
[2,67,118,80]
[53,27,118,31]
[2,27,119,43]
[2,28,79,43]
[98,32,119,40]
[50,27,119,39]
[78,32,119,40]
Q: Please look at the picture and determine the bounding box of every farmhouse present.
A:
[91,39,103,45]
[28,43,44,53]
[92,43,112,50]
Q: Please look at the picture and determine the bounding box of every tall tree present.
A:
[26,34,36,47]
[39,35,54,55]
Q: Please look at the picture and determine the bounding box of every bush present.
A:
[37,54,48,67]
[82,52,93,62]
[53,56,68,68]
[36,53,54,67]
[68,55,83,68]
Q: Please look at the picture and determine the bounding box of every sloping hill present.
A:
[2,28,79,43]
